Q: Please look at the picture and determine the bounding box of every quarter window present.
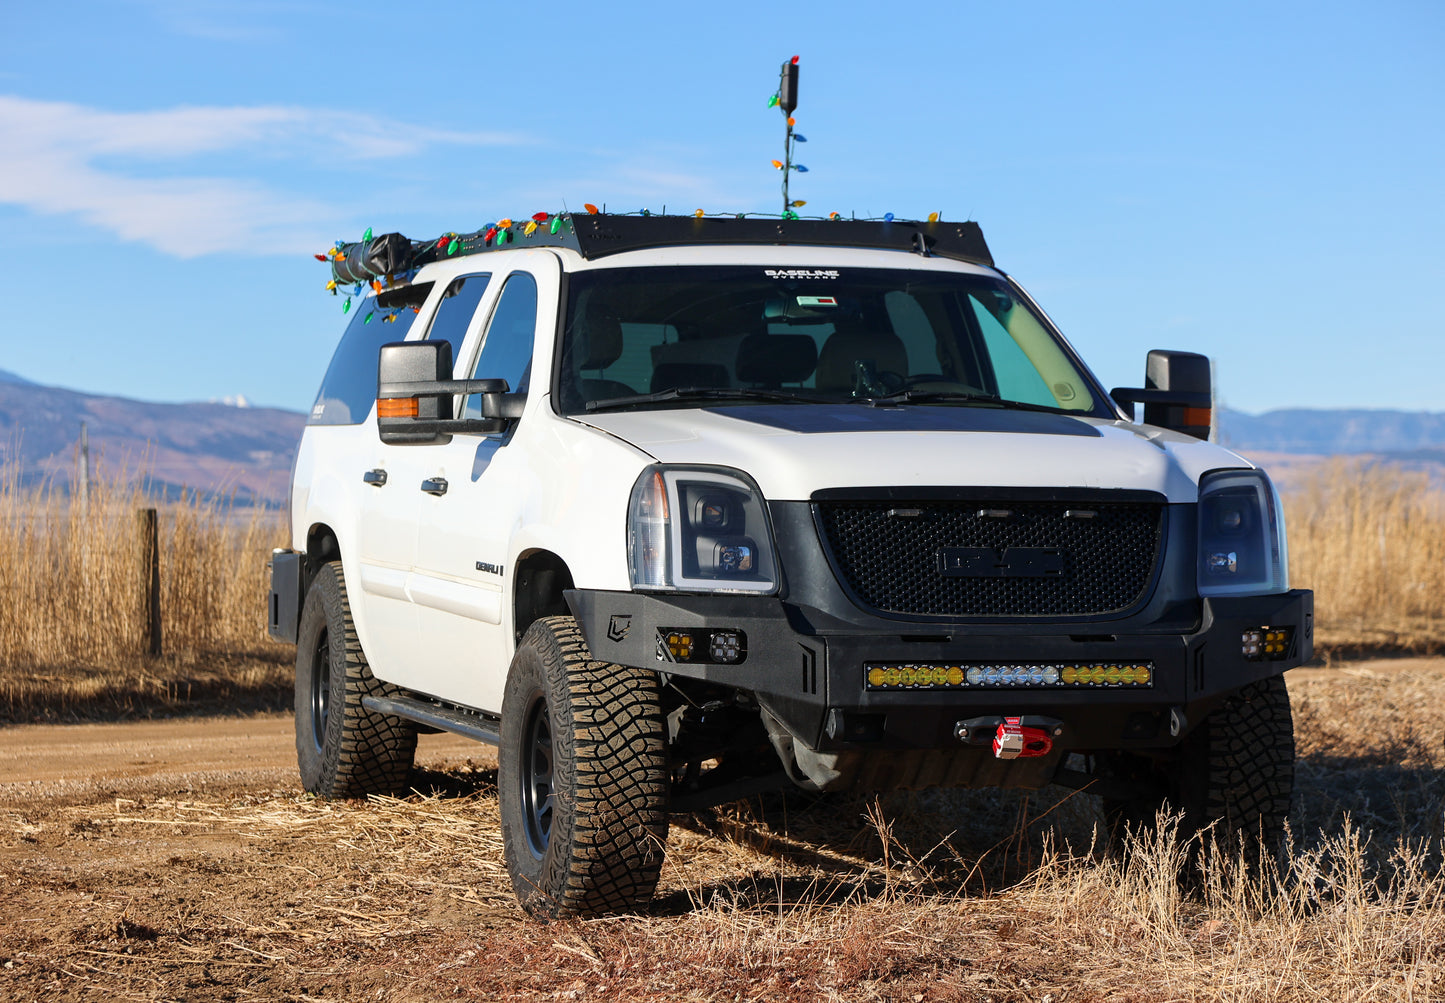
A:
[308,283,432,425]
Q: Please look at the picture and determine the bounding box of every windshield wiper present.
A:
[585,387,819,412]
[858,389,1000,406]
[857,389,1070,414]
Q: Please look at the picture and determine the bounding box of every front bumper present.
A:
[566,587,1313,755]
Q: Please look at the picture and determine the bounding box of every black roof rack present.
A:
[328,213,992,285]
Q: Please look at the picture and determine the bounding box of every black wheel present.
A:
[294,561,417,797]
[499,616,669,918]
[1104,674,1295,859]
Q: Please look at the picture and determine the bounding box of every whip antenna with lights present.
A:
[767,55,808,217]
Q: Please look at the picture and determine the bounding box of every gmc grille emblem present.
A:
[938,547,1066,578]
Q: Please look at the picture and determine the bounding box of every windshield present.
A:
[555,265,1105,416]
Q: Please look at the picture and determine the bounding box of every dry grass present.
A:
[1283,458,1445,654]
[0,464,290,719]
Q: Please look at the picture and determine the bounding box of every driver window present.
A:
[464,272,538,419]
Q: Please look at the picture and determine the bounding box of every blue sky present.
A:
[1,0,1440,415]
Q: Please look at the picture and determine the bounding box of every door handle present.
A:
[363,468,388,487]
[421,477,449,496]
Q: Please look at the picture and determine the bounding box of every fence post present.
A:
[138,507,162,657]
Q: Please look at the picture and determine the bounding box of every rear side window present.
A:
[309,283,432,425]
[424,274,491,364]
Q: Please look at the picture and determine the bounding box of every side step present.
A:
[362,694,501,746]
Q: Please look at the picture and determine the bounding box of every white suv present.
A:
[270,213,1312,917]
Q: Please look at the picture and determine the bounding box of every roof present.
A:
[327,213,993,286]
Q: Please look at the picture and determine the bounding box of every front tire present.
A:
[1105,674,1295,858]
[294,561,417,797]
[499,616,669,918]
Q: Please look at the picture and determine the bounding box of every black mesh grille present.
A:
[815,497,1165,618]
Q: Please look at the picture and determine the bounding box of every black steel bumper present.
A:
[566,587,1313,755]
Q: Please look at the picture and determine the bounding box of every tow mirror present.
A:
[376,341,523,445]
[1110,350,1213,440]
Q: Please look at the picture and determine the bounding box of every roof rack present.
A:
[327,213,993,285]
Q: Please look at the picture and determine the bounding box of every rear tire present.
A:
[1104,674,1294,858]
[294,561,417,798]
[499,616,669,918]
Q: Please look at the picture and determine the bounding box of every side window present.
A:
[464,272,538,418]
[309,283,431,425]
[424,273,491,366]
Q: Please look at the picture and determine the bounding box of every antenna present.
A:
[767,55,808,217]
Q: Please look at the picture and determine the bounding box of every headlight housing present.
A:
[1197,468,1289,597]
[628,465,779,594]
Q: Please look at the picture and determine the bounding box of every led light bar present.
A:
[865,661,1154,691]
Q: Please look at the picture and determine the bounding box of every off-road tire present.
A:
[499,615,669,919]
[294,561,417,797]
[1105,673,1294,857]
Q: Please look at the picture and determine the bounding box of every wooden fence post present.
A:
[138,507,162,657]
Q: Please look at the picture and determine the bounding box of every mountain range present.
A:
[0,370,1440,507]
[0,373,304,506]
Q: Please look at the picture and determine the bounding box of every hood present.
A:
[576,404,1250,502]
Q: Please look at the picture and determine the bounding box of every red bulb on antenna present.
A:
[790,55,799,64]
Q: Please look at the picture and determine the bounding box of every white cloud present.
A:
[124,0,302,42]
[0,96,518,257]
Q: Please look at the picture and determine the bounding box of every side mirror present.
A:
[376,341,523,445]
[1111,349,1212,440]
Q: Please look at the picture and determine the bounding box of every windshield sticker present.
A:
[796,295,838,307]
[764,268,839,280]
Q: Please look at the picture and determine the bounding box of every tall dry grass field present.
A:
[1,455,1442,716]
[1283,458,1445,653]
[0,466,289,716]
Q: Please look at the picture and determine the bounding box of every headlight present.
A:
[628,466,778,594]
[1197,469,1289,597]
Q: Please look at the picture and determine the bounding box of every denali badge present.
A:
[938,547,1065,578]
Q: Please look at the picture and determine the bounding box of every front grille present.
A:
[814,496,1165,618]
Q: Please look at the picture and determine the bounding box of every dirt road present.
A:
[0,713,482,793]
